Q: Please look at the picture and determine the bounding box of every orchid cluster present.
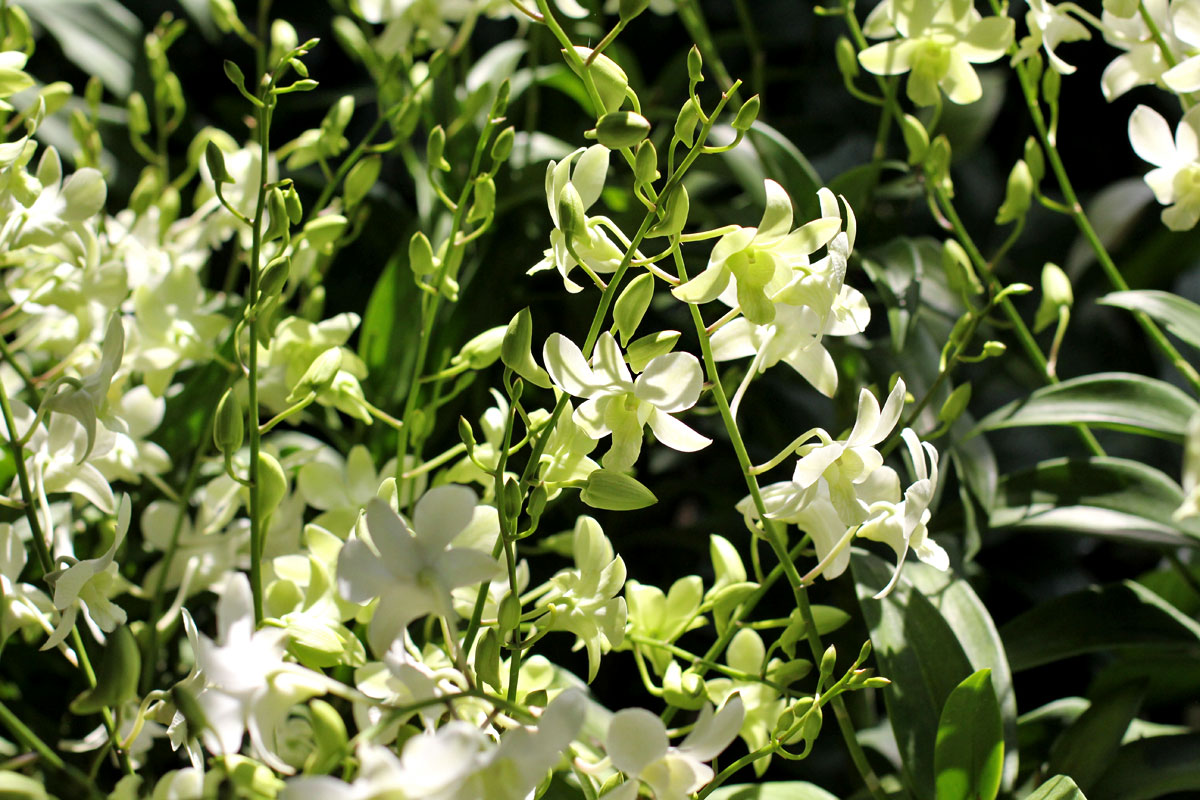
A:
[0,1,969,799]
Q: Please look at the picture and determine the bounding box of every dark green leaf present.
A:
[359,245,421,406]
[1000,581,1200,672]
[1092,734,1200,800]
[934,668,1003,800]
[853,552,975,800]
[1098,290,1200,351]
[1046,683,1145,794]
[991,457,1200,548]
[976,373,1198,441]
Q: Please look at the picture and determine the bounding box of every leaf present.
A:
[853,551,975,800]
[1091,734,1200,800]
[990,457,1200,548]
[1046,682,1146,795]
[934,668,1003,800]
[976,373,1199,441]
[580,469,657,511]
[707,782,840,800]
[721,121,823,220]
[999,581,1200,672]
[25,0,142,97]
[1098,290,1200,351]
[358,244,421,405]
[906,564,1018,791]
[1026,775,1088,800]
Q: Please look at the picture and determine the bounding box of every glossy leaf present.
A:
[853,551,974,800]
[1092,734,1200,800]
[1098,290,1200,351]
[1000,581,1200,671]
[1046,683,1145,794]
[934,668,1003,800]
[991,457,1200,548]
[976,373,1199,440]
[1027,775,1088,800]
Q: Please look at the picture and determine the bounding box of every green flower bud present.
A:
[626,330,679,372]
[731,95,760,132]
[581,468,658,510]
[270,19,299,68]
[595,110,651,150]
[674,99,701,147]
[172,684,209,736]
[819,644,837,682]
[557,183,589,247]
[205,140,233,185]
[687,45,704,85]
[1024,136,1045,184]
[303,214,347,253]
[468,176,496,223]
[37,82,73,117]
[634,139,659,185]
[427,125,450,171]
[526,484,548,524]
[647,184,690,238]
[70,625,140,714]
[458,416,477,450]
[835,36,860,80]
[981,340,1007,358]
[937,382,972,425]
[129,167,160,215]
[259,256,290,302]
[570,47,629,114]
[1034,262,1073,332]
[491,125,515,164]
[393,97,423,139]
[289,348,341,402]
[1042,65,1061,106]
[264,187,290,243]
[410,231,436,277]
[862,676,892,689]
[900,113,929,165]
[995,160,1033,225]
[941,238,982,296]
[499,592,522,632]
[501,308,551,388]
[214,387,244,455]
[490,79,511,119]
[453,325,506,370]
[475,628,502,690]
[278,79,319,93]
[613,272,655,347]
[84,75,103,112]
[210,0,239,33]
[709,534,747,590]
[525,689,548,709]
[344,155,380,209]
[306,699,347,775]
[223,59,246,92]
[127,92,150,136]
[255,452,288,518]
[924,135,953,192]
[502,475,523,518]
[620,0,652,20]
[663,660,706,709]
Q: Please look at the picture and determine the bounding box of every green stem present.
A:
[0,699,102,799]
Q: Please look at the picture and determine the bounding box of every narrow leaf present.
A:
[1046,683,1146,794]
[934,668,1004,800]
[1099,290,1200,351]
[1026,775,1088,800]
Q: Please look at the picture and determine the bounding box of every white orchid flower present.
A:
[857,429,948,597]
[1012,0,1091,75]
[673,181,843,325]
[529,145,627,293]
[41,495,131,651]
[1100,0,1179,99]
[43,313,125,461]
[604,695,745,800]
[544,332,710,472]
[1129,104,1200,230]
[336,488,501,656]
[792,378,907,522]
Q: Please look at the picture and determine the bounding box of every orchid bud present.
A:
[427,125,450,171]
[453,325,506,369]
[205,140,233,185]
[595,110,651,149]
[264,187,290,243]
[731,95,760,132]
[270,19,298,68]
[613,272,655,346]
[687,45,703,84]
[255,452,288,518]
[626,330,679,372]
[284,185,303,223]
[210,0,239,32]
[127,91,150,136]
[501,308,552,389]
[290,348,341,402]
[557,183,588,246]
[982,340,1007,358]
[410,231,436,277]
[69,625,140,714]
[499,592,522,632]
[675,99,701,147]
[619,0,652,22]
[570,47,629,114]
[900,113,929,165]
[491,125,515,164]
[1024,136,1045,184]
[835,36,859,80]
[475,628,502,689]
[1034,262,1073,332]
[647,185,689,238]
[259,255,290,302]
[634,139,659,185]
[302,214,347,253]
[995,160,1033,224]
[490,79,511,119]
[468,176,496,223]
[458,416,477,450]
[214,388,244,455]
[938,383,972,425]
[344,155,380,209]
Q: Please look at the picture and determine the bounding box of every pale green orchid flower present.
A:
[543,331,710,472]
[1129,103,1200,230]
[673,181,843,325]
[858,0,1014,106]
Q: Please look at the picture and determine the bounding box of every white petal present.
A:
[217,573,255,645]
[646,408,711,453]
[573,145,610,210]
[1163,56,1200,93]
[544,333,602,397]
[593,332,632,386]
[680,694,745,761]
[433,548,501,591]
[756,180,794,244]
[634,352,702,412]
[365,498,420,574]
[413,485,477,551]
[336,537,395,604]
[607,708,668,776]
[783,343,837,397]
[858,39,919,76]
